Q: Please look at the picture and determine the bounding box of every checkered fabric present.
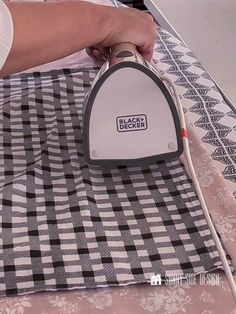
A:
[0,66,233,297]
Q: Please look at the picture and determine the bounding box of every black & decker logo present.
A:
[116,114,147,132]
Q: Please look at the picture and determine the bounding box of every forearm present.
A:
[0,1,109,76]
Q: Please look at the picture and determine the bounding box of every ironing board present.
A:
[0,0,236,313]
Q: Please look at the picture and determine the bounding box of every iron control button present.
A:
[116,51,135,58]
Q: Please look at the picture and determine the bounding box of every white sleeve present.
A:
[0,0,13,71]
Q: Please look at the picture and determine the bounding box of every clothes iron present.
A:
[83,43,183,166]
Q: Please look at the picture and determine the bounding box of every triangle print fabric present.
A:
[154,30,236,196]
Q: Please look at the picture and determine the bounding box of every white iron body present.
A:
[83,47,183,166]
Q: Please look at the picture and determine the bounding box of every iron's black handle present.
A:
[109,42,141,66]
[111,42,136,56]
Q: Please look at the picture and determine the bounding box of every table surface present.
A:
[145,0,236,105]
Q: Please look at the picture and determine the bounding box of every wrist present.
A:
[68,1,113,49]
[86,2,113,47]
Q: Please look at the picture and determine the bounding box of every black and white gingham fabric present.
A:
[0,67,233,297]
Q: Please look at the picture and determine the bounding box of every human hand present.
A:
[89,6,157,62]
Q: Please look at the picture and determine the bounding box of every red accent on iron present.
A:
[181,128,188,138]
